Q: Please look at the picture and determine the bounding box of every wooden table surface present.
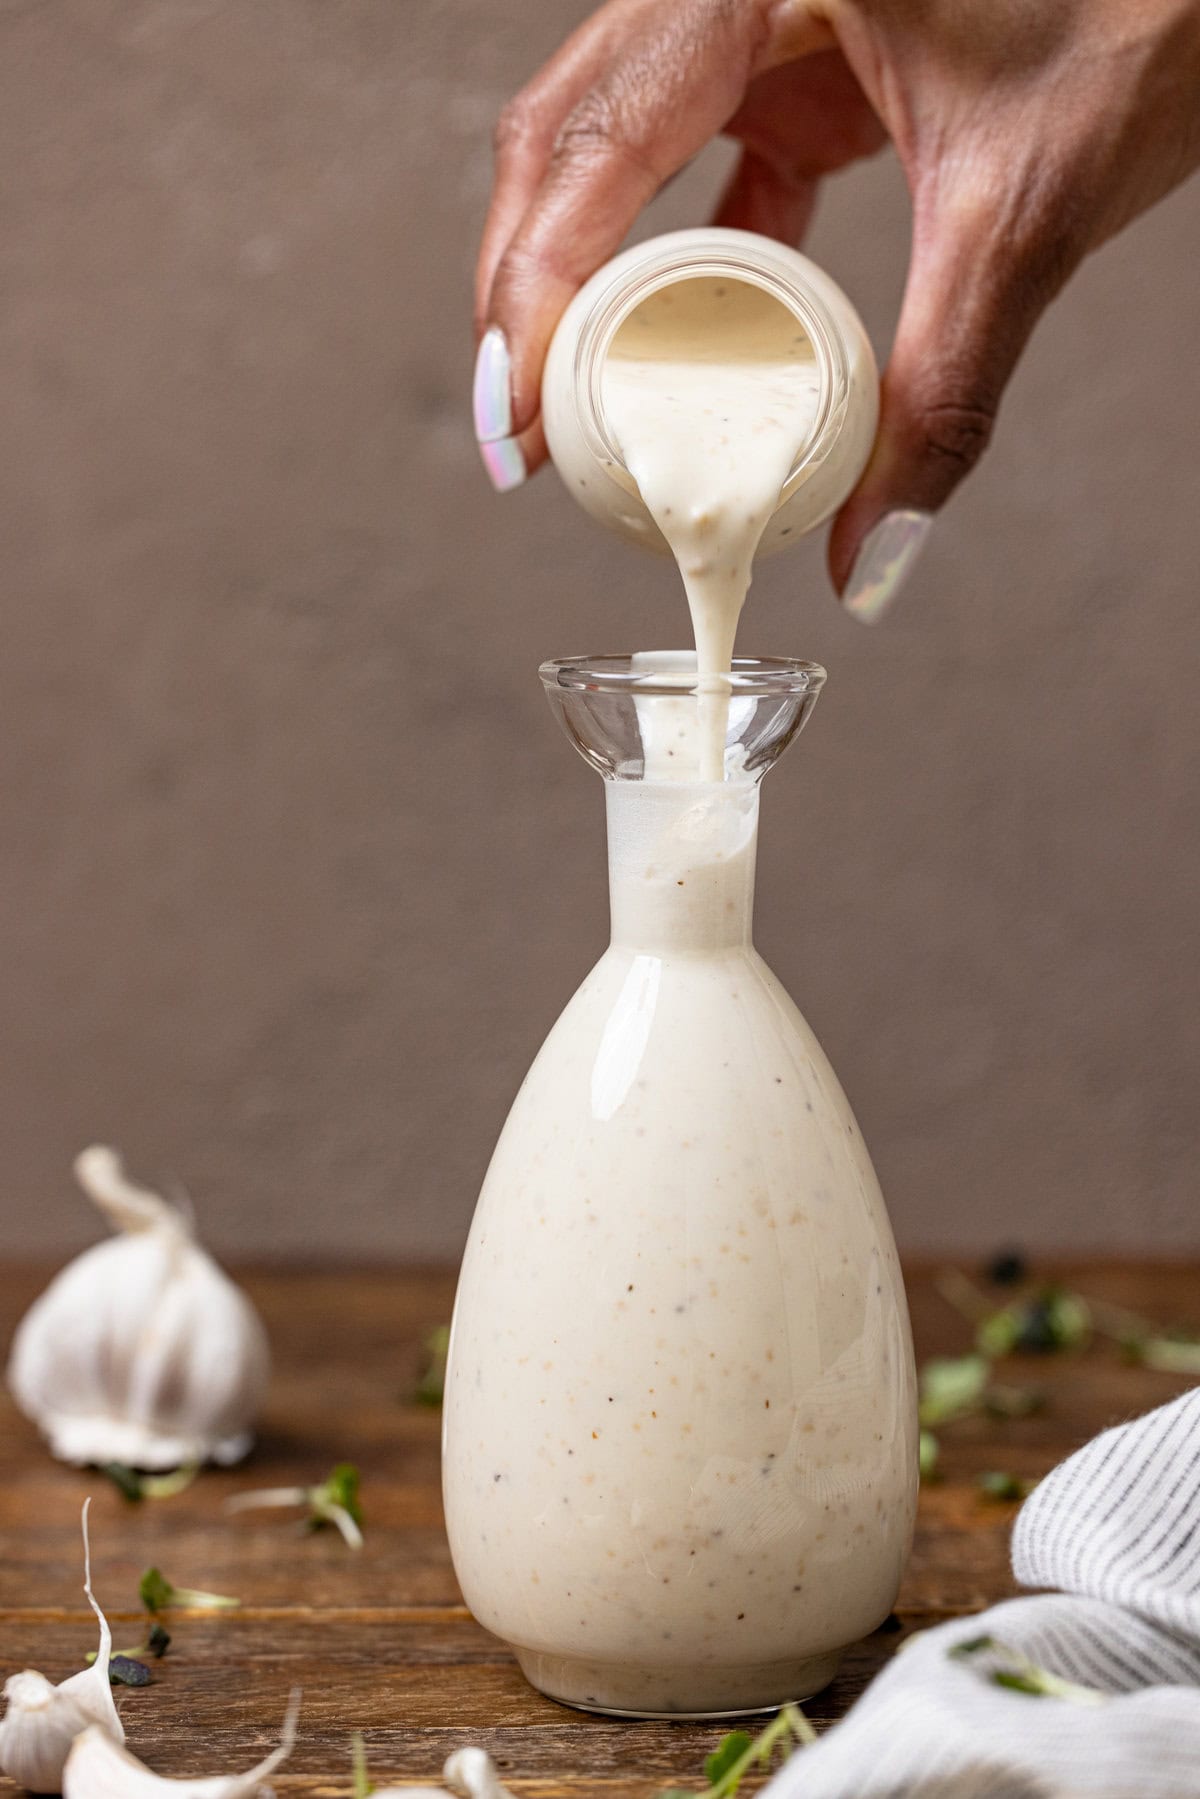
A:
[1,1261,1197,1796]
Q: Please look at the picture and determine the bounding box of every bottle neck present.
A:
[605,779,760,955]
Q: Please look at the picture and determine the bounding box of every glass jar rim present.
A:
[539,653,827,699]
[571,244,848,493]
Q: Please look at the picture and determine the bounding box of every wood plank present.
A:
[1,1261,1197,1796]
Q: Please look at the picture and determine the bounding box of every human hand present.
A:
[472,0,1200,616]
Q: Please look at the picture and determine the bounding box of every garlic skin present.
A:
[444,1749,515,1799]
[0,1499,124,1792]
[61,1692,299,1798]
[7,1147,270,1470]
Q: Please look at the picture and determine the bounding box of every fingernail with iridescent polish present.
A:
[843,509,932,623]
[473,326,525,493]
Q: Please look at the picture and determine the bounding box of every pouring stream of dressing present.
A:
[601,277,822,779]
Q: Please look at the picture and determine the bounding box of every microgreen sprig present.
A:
[942,1266,1200,1371]
[140,1567,240,1613]
[655,1704,815,1798]
[351,1731,375,1797]
[950,1635,1106,1705]
[977,1471,1038,1502]
[86,1621,170,1678]
[225,1461,364,1549]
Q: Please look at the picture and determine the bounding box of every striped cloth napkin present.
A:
[766,1385,1200,1798]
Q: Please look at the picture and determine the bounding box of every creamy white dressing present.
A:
[602,278,821,777]
[443,754,917,1715]
[443,269,915,1720]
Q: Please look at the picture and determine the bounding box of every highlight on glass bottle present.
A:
[442,648,919,1721]
[541,227,879,557]
[539,651,825,784]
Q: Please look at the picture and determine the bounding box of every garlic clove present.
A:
[7,1147,270,1470]
[62,1692,299,1798]
[443,1748,516,1799]
[0,1500,124,1793]
[0,1672,98,1794]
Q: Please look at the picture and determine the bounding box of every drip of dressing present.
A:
[602,277,821,779]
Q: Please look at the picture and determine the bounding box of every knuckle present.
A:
[552,89,622,163]
[551,86,660,187]
[490,238,542,306]
[914,396,996,473]
[493,94,539,159]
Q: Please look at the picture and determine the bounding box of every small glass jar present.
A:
[541,226,879,557]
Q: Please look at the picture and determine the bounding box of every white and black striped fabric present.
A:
[765,1385,1200,1798]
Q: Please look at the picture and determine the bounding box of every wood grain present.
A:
[1,1262,1196,1795]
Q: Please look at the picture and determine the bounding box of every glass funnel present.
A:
[442,653,918,1720]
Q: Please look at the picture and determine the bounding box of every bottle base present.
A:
[514,1646,842,1720]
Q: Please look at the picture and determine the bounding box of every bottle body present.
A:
[443,716,918,1718]
[541,227,879,559]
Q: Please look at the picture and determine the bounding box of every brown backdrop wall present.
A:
[2,0,1198,1262]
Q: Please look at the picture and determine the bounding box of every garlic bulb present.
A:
[7,1147,270,1469]
[0,1499,124,1791]
[61,1692,298,1798]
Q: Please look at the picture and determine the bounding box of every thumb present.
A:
[830,189,1060,621]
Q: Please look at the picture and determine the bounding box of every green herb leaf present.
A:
[415,1324,451,1407]
[99,1463,146,1502]
[1036,1290,1090,1352]
[919,1430,940,1480]
[976,1306,1020,1358]
[97,1462,200,1503]
[977,1471,1037,1502]
[140,1567,240,1613]
[949,1634,998,1658]
[993,1669,1053,1696]
[704,1732,753,1786]
[312,1463,363,1532]
[694,1704,815,1797]
[108,1654,152,1686]
[86,1622,171,1670]
[918,1354,990,1426]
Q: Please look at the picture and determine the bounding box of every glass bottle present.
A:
[442,653,918,1720]
[541,227,879,558]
